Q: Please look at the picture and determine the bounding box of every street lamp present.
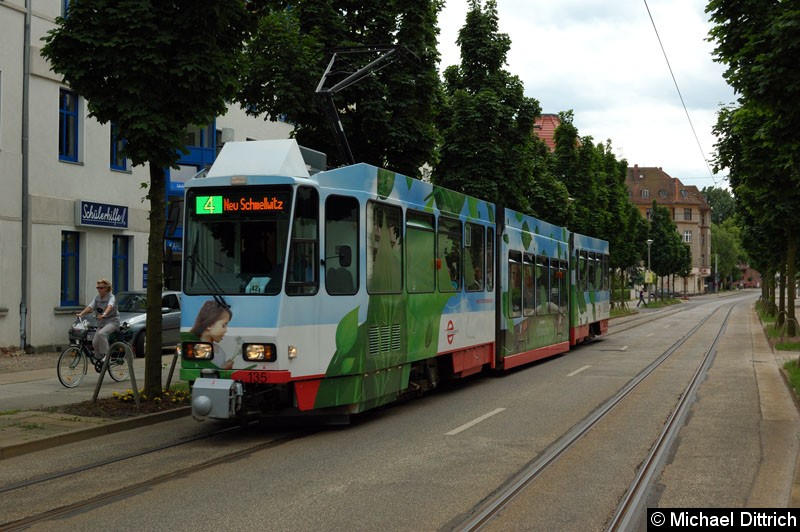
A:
[646,239,653,293]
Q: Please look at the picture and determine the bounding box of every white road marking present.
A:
[621,345,629,351]
[446,408,506,436]
[568,365,592,377]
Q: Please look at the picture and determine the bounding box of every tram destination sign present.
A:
[195,192,289,217]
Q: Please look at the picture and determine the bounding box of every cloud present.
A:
[437,0,736,189]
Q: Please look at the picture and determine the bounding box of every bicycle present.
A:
[57,318,133,388]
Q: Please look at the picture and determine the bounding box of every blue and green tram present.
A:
[180,140,609,421]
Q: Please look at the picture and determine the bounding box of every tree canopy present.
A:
[709,0,800,332]
[238,0,442,176]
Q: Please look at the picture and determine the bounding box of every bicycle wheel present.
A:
[57,346,87,388]
[107,342,131,382]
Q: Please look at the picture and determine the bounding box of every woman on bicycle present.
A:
[76,278,120,361]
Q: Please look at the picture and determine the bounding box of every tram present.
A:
[180,139,609,421]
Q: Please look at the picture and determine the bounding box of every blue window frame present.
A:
[59,88,79,162]
[61,231,80,306]
[112,235,130,291]
[110,122,127,171]
[62,0,70,16]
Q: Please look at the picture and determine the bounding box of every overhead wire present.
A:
[642,0,720,187]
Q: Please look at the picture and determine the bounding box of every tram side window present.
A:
[602,254,609,290]
[508,251,522,317]
[325,195,359,295]
[579,250,589,291]
[286,186,319,295]
[486,228,494,291]
[406,210,435,293]
[465,222,485,291]
[555,260,568,311]
[522,254,535,316]
[587,252,597,291]
[437,216,462,292]
[536,256,551,314]
[367,201,402,294]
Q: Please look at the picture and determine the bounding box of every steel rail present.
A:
[459,303,732,531]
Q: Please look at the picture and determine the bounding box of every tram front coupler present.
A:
[191,377,243,421]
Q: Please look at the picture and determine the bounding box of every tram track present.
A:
[0,422,317,530]
[457,299,740,531]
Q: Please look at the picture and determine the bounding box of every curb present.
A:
[0,406,190,460]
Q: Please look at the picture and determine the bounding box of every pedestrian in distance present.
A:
[637,288,647,308]
[76,278,120,361]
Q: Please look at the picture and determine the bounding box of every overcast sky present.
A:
[437,0,736,191]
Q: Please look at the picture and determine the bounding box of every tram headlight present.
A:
[288,345,298,359]
[243,343,276,362]
[182,342,214,360]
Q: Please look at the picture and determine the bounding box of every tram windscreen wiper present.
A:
[186,254,230,309]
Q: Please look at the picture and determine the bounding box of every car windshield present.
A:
[116,293,147,312]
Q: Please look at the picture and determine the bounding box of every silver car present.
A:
[115,290,181,357]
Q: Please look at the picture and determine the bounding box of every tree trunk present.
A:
[788,235,797,337]
[145,164,166,398]
[777,262,786,329]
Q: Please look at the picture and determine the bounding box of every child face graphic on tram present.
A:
[190,300,234,369]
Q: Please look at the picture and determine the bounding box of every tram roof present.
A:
[207,139,311,180]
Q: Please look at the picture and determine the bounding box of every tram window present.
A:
[508,251,522,317]
[522,254,535,316]
[579,250,589,291]
[286,186,319,296]
[537,256,551,314]
[184,185,292,296]
[437,216,462,292]
[486,228,494,291]
[465,222,485,291]
[325,195,359,295]
[406,210,435,293]
[555,260,567,310]
[602,254,609,290]
[587,252,596,291]
[367,201,402,294]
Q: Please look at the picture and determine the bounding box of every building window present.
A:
[641,189,649,199]
[680,189,688,198]
[112,235,130,292]
[58,88,79,162]
[646,208,652,220]
[659,189,667,198]
[684,208,692,221]
[684,230,692,243]
[62,0,71,16]
[61,231,80,306]
[110,123,127,171]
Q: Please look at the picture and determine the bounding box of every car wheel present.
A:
[135,332,146,358]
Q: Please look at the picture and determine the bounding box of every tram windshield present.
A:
[184,186,292,295]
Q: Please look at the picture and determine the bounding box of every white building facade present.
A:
[0,0,293,350]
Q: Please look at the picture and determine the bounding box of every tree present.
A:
[434,0,569,222]
[711,219,744,287]
[42,0,250,397]
[709,0,800,334]
[649,202,683,299]
[238,0,442,176]
[702,186,735,225]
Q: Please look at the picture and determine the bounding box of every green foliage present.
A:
[42,0,250,169]
[709,0,800,335]
[238,0,442,176]
[711,219,744,283]
[434,0,569,224]
[702,186,735,225]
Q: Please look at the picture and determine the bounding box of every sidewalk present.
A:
[0,353,189,459]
